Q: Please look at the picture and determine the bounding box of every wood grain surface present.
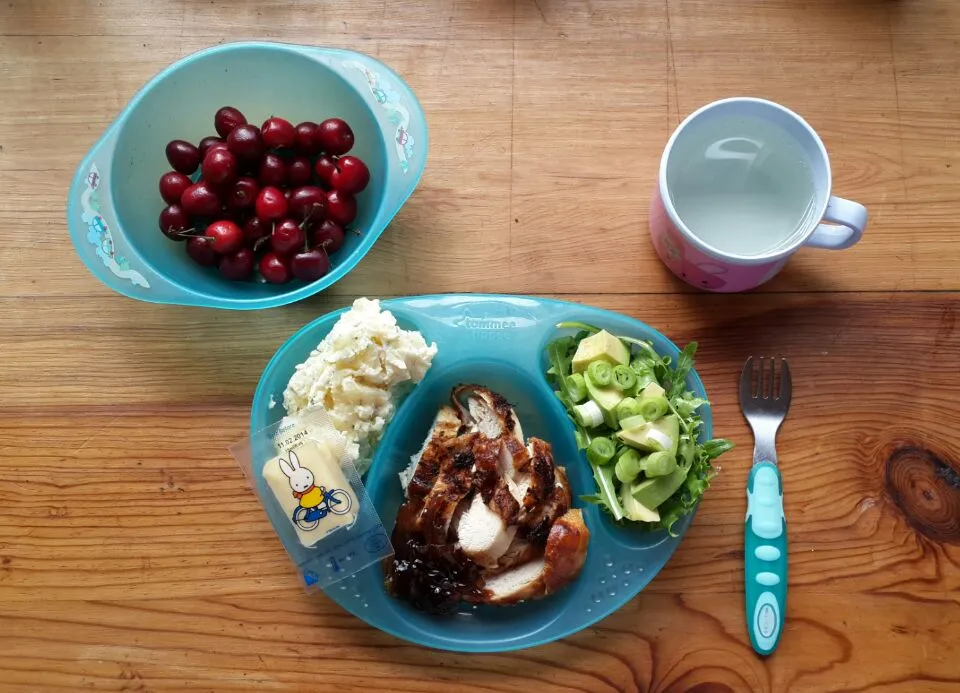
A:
[1,1,959,691]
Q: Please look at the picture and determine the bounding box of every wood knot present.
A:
[885,444,960,544]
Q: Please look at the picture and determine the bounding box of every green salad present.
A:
[545,322,733,535]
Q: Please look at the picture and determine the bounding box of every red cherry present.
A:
[204,220,244,254]
[198,136,224,159]
[227,124,264,160]
[261,116,296,149]
[259,252,292,284]
[287,156,313,187]
[165,139,201,174]
[310,219,345,253]
[271,219,306,255]
[288,186,327,222]
[255,186,288,222]
[201,147,238,185]
[186,237,218,266]
[159,171,192,205]
[204,179,234,202]
[214,106,247,138]
[317,118,354,155]
[258,153,288,188]
[219,248,255,280]
[205,142,231,157]
[242,217,271,246]
[325,189,357,226]
[291,248,331,282]
[330,155,370,194]
[226,177,260,211]
[180,182,222,217]
[294,121,321,156]
[159,204,191,239]
[314,155,337,189]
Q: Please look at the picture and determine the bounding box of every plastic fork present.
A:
[739,356,791,656]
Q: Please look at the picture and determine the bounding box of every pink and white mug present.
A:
[649,98,867,292]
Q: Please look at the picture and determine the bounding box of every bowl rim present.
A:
[67,41,428,310]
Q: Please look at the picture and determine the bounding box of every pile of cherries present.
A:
[158,106,370,284]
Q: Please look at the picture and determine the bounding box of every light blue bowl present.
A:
[251,295,713,652]
[67,42,427,309]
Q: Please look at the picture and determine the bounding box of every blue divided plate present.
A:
[251,294,712,652]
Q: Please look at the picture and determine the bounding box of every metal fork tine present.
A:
[739,356,754,404]
[780,358,791,404]
[768,356,777,400]
[760,357,766,399]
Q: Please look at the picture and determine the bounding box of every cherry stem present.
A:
[303,204,321,226]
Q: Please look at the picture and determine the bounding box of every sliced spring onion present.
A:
[615,397,643,422]
[644,427,675,452]
[638,392,669,421]
[573,400,604,428]
[565,373,587,403]
[615,449,643,484]
[612,364,637,392]
[587,360,613,387]
[641,451,677,477]
[587,437,616,466]
[618,414,646,431]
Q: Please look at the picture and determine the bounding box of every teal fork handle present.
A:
[745,461,787,655]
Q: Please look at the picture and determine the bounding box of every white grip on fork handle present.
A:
[804,196,868,250]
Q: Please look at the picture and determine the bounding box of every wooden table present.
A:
[2,1,959,690]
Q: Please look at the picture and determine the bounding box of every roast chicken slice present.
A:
[417,432,486,544]
[475,509,590,605]
[399,405,461,496]
[453,384,525,446]
[456,492,518,568]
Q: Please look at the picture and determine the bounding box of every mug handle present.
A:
[804,196,868,250]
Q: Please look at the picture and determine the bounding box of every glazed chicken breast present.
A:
[386,385,590,611]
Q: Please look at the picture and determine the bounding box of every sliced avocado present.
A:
[639,381,666,399]
[572,330,631,373]
[631,459,691,509]
[584,375,623,427]
[617,414,680,455]
[621,483,661,522]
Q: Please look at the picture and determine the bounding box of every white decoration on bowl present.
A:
[81,164,149,289]
[342,60,416,174]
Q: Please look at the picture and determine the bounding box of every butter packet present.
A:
[231,407,393,590]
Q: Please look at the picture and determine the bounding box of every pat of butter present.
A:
[262,436,359,548]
